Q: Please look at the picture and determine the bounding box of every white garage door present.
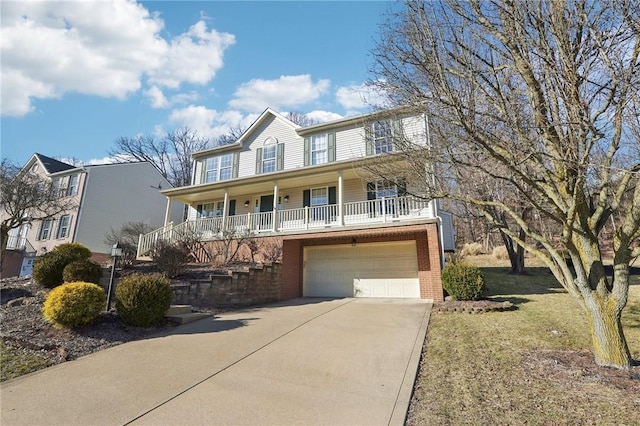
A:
[303,241,420,298]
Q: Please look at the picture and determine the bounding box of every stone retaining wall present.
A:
[171,263,281,308]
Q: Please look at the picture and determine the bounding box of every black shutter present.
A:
[328,186,336,204]
[304,138,310,166]
[397,179,407,196]
[303,190,311,207]
[228,200,236,216]
[328,133,336,162]
[277,143,284,171]
[255,148,263,174]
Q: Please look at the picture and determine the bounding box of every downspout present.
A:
[424,111,445,269]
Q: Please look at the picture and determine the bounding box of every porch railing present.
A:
[137,196,434,258]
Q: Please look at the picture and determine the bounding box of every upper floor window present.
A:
[202,153,238,183]
[256,137,284,174]
[66,174,79,196]
[57,215,72,238]
[366,119,401,156]
[38,219,54,240]
[304,133,336,166]
[373,120,393,154]
[52,177,64,198]
[262,143,277,173]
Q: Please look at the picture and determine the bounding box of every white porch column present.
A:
[222,190,229,230]
[163,198,173,226]
[337,172,344,226]
[272,182,279,232]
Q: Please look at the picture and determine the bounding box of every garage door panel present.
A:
[303,241,420,298]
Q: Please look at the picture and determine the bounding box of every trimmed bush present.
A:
[442,261,486,301]
[52,243,92,260]
[42,282,106,328]
[32,243,93,289]
[63,259,103,284]
[115,273,172,327]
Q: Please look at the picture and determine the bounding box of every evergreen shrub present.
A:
[42,282,106,328]
[442,261,486,301]
[115,273,172,327]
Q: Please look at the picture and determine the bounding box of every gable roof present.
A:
[192,108,300,158]
[33,153,76,174]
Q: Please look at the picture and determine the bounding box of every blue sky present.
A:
[1,1,394,166]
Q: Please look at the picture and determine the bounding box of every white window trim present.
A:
[310,187,329,206]
[373,120,394,154]
[262,144,277,174]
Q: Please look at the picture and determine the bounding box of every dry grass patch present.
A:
[407,261,640,425]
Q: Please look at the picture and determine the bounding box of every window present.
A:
[57,215,72,238]
[197,202,223,218]
[311,187,328,206]
[262,144,277,173]
[256,137,284,174]
[66,174,79,196]
[38,219,53,240]
[373,120,394,154]
[376,181,398,198]
[304,133,335,166]
[52,177,63,198]
[203,153,236,183]
[311,134,327,165]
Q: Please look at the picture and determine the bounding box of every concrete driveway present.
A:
[1,298,432,426]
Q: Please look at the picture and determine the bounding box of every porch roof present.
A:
[161,158,374,205]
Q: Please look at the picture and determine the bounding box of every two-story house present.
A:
[2,154,184,277]
[137,107,454,301]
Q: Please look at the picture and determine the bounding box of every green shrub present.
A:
[63,259,103,284]
[115,273,172,327]
[52,243,92,260]
[32,243,93,289]
[151,241,190,278]
[442,261,486,301]
[42,282,106,328]
[33,252,70,289]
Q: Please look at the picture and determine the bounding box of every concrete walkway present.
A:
[1,298,432,426]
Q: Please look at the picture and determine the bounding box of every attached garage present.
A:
[303,241,420,298]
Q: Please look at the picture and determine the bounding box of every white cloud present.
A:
[168,106,255,141]
[144,86,199,109]
[144,86,168,109]
[306,110,343,123]
[336,83,388,112]
[1,1,234,116]
[229,75,330,112]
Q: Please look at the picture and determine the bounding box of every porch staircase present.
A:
[164,305,212,325]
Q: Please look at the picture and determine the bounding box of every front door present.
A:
[253,195,274,231]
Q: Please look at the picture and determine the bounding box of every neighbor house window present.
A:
[57,215,72,238]
[38,219,54,240]
[52,177,63,198]
[66,174,79,196]
[202,153,237,183]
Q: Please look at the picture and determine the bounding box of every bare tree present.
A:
[110,128,209,187]
[212,125,246,147]
[285,111,321,127]
[371,0,640,368]
[0,159,76,265]
[104,222,154,267]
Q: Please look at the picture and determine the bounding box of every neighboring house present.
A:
[1,154,183,278]
[138,107,455,302]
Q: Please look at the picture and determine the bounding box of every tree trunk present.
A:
[0,226,9,269]
[585,296,632,369]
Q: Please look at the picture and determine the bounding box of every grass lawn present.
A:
[407,256,640,425]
